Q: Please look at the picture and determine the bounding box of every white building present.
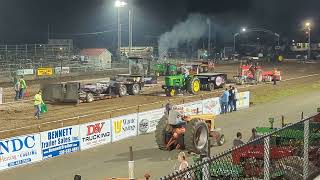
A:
[80,48,112,69]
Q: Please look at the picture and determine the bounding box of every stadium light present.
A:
[304,21,312,59]
[233,27,247,52]
[115,0,127,8]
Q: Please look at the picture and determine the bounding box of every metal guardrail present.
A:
[160,111,320,180]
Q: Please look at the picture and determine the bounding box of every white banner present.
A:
[55,67,70,74]
[16,69,34,76]
[0,87,2,104]
[182,100,203,116]
[138,108,165,134]
[202,97,221,115]
[79,120,112,150]
[41,125,80,160]
[237,91,250,109]
[0,133,42,170]
[111,113,138,142]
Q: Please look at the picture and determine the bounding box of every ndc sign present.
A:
[0,136,36,155]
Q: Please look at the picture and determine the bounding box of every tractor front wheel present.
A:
[85,93,94,103]
[184,119,209,154]
[128,83,140,95]
[187,77,201,95]
[254,69,263,83]
[165,88,176,97]
[115,84,127,97]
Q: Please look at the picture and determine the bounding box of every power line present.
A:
[51,26,129,36]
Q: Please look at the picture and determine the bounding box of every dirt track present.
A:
[1,88,319,180]
[0,61,320,138]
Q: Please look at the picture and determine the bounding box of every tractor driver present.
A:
[181,66,190,78]
[166,110,188,150]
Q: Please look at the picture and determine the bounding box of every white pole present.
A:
[117,8,121,60]
[308,28,311,60]
[303,119,310,179]
[129,9,133,55]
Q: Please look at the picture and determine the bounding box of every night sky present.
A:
[0,0,318,49]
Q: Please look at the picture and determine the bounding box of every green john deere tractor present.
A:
[162,73,201,97]
[153,63,177,76]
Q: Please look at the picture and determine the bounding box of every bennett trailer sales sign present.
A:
[41,125,80,160]
[112,113,138,142]
[80,120,112,150]
[0,133,42,171]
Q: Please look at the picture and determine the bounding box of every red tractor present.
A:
[234,63,282,85]
[232,144,299,179]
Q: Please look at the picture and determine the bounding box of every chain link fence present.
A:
[160,110,320,180]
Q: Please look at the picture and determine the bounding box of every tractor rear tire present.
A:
[85,93,94,103]
[128,83,140,95]
[184,118,209,154]
[155,115,170,150]
[254,69,263,83]
[187,77,201,95]
[115,84,127,97]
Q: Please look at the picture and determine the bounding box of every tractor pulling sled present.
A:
[162,66,227,97]
[79,74,144,103]
[234,63,282,85]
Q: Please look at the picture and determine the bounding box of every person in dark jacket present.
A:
[228,86,235,112]
[233,132,244,148]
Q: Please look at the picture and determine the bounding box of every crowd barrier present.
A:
[0,91,250,171]
[160,110,320,180]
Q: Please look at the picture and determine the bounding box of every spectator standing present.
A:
[19,76,27,99]
[233,132,244,147]
[220,88,229,114]
[233,86,238,111]
[249,128,261,142]
[177,152,189,171]
[14,80,20,101]
[228,86,235,112]
[34,90,44,119]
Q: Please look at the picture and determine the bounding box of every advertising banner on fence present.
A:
[16,69,34,76]
[0,133,42,171]
[182,100,203,116]
[138,108,164,135]
[41,125,80,160]
[237,91,250,109]
[37,68,53,76]
[55,67,70,75]
[202,97,221,115]
[79,120,112,150]
[111,113,138,142]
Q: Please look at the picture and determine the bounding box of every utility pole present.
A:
[129,9,133,56]
[47,24,50,42]
[207,19,211,57]
[117,8,121,60]
[308,26,311,60]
